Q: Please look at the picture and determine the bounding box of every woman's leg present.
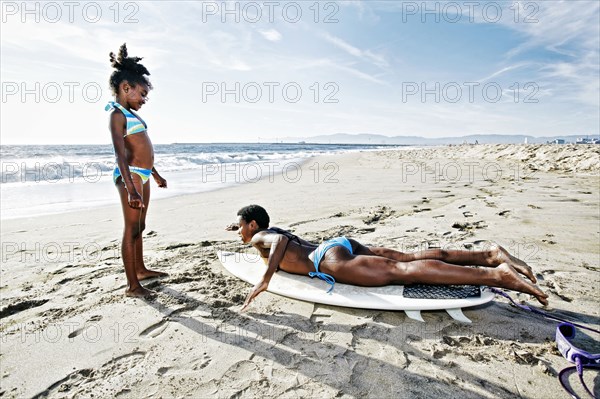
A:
[321,249,548,305]
[350,239,536,283]
[116,177,152,296]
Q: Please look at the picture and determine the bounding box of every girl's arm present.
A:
[109,111,144,208]
[241,232,289,311]
[151,166,167,188]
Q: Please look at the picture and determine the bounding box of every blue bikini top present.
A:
[105,101,147,137]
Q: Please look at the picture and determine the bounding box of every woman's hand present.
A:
[241,280,269,312]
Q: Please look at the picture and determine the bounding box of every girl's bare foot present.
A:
[496,263,548,305]
[488,243,537,283]
[137,269,168,280]
[125,285,154,297]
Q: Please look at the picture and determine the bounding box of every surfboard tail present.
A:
[404,310,425,322]
[404,308,472,323]
[445,308,472,323]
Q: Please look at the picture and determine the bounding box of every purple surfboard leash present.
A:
[490,288,599,399]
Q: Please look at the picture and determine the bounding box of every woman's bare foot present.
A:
[496,263,548,305]
[125,285,154,297]
[488,243,537,283]
[137,269,168,281]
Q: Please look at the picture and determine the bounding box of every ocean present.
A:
[0,143,400,220]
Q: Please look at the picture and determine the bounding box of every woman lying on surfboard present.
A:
[226,204,548,311]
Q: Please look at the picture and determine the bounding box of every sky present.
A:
[1,0,599,144]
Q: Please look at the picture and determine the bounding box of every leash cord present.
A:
[489,288,600,334]
[489,288,600,398]
[558,362,600,399]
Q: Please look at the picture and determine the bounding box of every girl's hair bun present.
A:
[108,43,152,96]
[109,43,150,76]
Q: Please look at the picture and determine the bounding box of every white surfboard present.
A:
[217,251,494,323]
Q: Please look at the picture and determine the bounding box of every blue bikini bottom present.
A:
[310,236,353,293]
[113,166,152,185]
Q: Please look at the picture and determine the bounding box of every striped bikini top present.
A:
[105,101,147,137]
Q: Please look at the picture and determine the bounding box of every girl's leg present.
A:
[322,251,548,305]
[135,181,167,280]
[116,177,152,297]
[350,239,536,283]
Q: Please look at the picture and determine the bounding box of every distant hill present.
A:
[280,133,598,145]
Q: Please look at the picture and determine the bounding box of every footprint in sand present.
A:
[331,211,347,218]
[35,351,146,397]
[57,277,74,285]
[451,221,487,231]
[21,283,33,292]
[363,205,396,225]
[581,262,600,272]
[546,280,572,302]
[195,361,261,396]
[193,353,212,370]
[164,243,195,250]
[139,319,169,339]
[413,207,432,213]
[0,298,49,319]
[50,264,77,276]
[67,315,104,338]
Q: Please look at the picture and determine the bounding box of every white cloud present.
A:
[505,2,599,108]
[1,1,597,144]
[321,32,389,69]
[259,29,282,42]
[477,63,531,83]
[323,33,362,57]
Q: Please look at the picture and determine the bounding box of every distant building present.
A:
[576,137,600,144]
[552,139,565,144]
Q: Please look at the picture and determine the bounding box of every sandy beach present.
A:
[1,144,599,398]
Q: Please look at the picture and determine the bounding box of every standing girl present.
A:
[107,43,167,297]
